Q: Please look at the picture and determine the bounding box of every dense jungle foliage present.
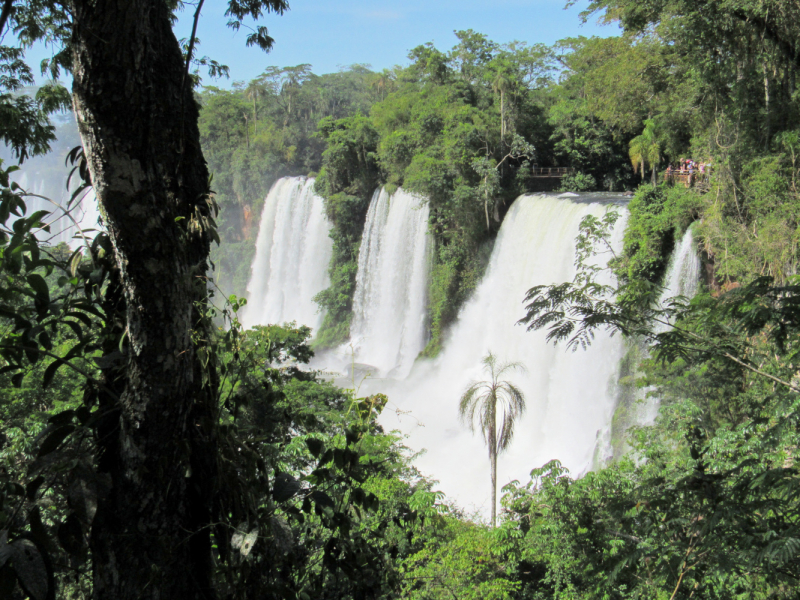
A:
[4,0,800,598]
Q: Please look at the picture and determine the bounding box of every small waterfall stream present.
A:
[349,187,431,379]
[243,177,333,331]
[632,226,703,424]
[659,227,701,307]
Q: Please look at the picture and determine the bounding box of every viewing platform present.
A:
[664,170,711,192]
[529,167,575,178]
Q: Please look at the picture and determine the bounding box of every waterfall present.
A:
[243,177,333,331]
[659,227,701,308]
[632,226,703,424]
[3,118,101,248]
[366,194,628,514]
[349,187,431,379]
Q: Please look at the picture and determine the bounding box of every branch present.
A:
[0,0,13,40]
[730,9,800,71]
[608,530,643,544]
[660,321,800,394]
[21,192,97,266]
[182,0,206,94]
[668,542,696,600]
[0,343,119,401]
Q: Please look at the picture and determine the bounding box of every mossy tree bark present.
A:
[70,1,218,597]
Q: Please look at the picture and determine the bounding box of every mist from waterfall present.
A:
[356,193,628,515]
[2,117,101,248]
[243,177,333,331]
[349,187,431,379]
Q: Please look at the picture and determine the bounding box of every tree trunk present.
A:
[484,174,491,232]
[71,1,218,598]
[489,398,497,528]
[763,59,771,148]
[500,89,505,150]
[253,96,258,135]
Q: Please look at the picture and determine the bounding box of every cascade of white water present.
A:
[243,177,333,331]
[659,227,701,308]
[368,194,627,515]
[630,226,703,425]
[349,187,431,379]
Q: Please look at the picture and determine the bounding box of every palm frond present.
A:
[496,381,526,452]
[458,351,526,455]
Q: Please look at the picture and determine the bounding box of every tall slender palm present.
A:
[492,68,511,149]
[458,352,526,527]
[629,119,662,186]
[244,80,262,135]
[370,68,396,101]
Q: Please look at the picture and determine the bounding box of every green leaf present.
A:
[48,410,75,427]
[42,359,63,389]
[25,476,44,500]
[306,438,324,458]
[272,473,301,502]
[57,515,85,557]
[69,251,83,277]
[311,490,335,509]
[9,538,50,600]
[37,424,75,457]
[25,274,49,305]
[37,330,51,351]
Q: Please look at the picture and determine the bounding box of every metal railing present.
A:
[664,171,711,190]
[529,167,575,177]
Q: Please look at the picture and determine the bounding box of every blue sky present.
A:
[28,0,617,86]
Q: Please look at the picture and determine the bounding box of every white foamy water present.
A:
[348,187,431,378]
[243,177,333,331]
[659,227,701,309]
[636,226,703,424]
[353,194,629,516]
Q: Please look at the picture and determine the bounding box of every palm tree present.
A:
[629,119,662,186]
[492,68,511,149]
[369,68,396,101]
[458,351,526,527]
[244,80,263,135]
[490,58,516,159]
